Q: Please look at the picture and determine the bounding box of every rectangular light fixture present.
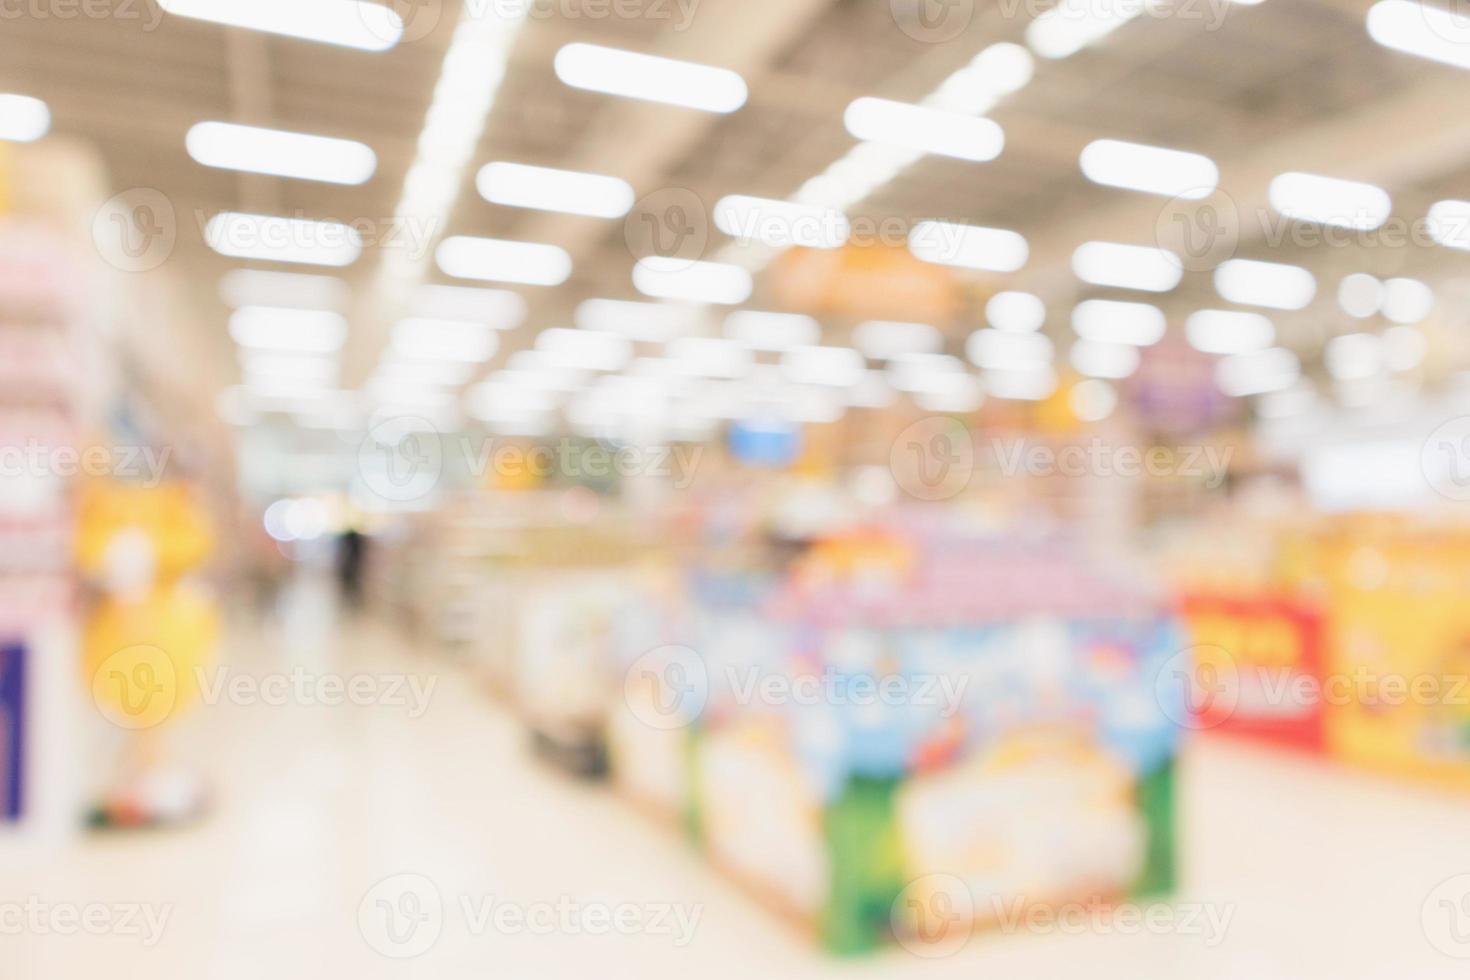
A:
[1216,348,1301,397]
[1026,0,1145,59]
[965,329,1055,371]
[1426,199,1470,250]
[554,43,747,113]
[373,360,478,387]
[0,94,49,143]
[1368,0,1470,70]
[843,98,1004,163]
[909,221,1028,272]
[1268,172,1392,230]
[1185,310,1276,355]
[160,0,402,51]
[986,291,1046,333]
[632,257,753,305]
[982,366,1057,402]
[724,310,822,351]
[1214,258,1317,310]
[435,236,572,286]
[576,298,695,342]
[1072,241,1183,292]
[852,320,942,359]
[205,212,362,267]
[230,307,348,353]
[666,337,753,378]
[713,195,850,250]
[240,353,339,384]
[413,284,526,328]
[928,43,1034,114]
[780,345,866,387]
[187,122,376,185]
[477,161,634,218]
[1069,339,1141,379]
[391,318,501,363]
[1071,299,1166,346]
[1079,139,1217,198]
[535,327,633,372]
[219,269,349,311]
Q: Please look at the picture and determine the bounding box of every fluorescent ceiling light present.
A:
[843,98,1004,163]
[1380,277,1434,324]
[435,236,571,286]
[219,269,348,311]
[983,366,1057,402]
[929,42,1034,113]
[477,161,634,218]
[1213,258,1316,310]
[633,257,752,305]
[1367,0,1470,70]
[1427,199,1470,250]
[373,360,477,387]
[241,354,338,384]
[1072,241,1183,292]
[413,284,526,328]
[666,337,753,378]
[205,212,362,267]
[852,320,942,359]
[1070,379,1118,421]
[554,42,747,112]
[966,329,1054,371]
[0,94,50,142]
[536,327,632,372]
[1325,333,1384,381]
[986,291,1046,333]
[1078,139,1218,198]
[1215,347,1300,397]
[1026,0,1145,59]
[847,370,896,409]
[886,352,966,393]
[1383,325,1428,371]
[230,307,348,353]
[186,122,376,185]
[1069,339,1140,379]
[1185,310,1276,355]
[713,195,849,250]
[915,372,984,412]
[1337,273,1383,319]
[1268,172,1391,230]
[781,346,866,387]
[1071,299,1166,346]
[724,310,821,351]
[578,299,696,343]
[909,221,1027,272]
[391,318,500,362]
[159,0,402,51]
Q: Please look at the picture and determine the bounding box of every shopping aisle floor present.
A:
[7,599,1470,979]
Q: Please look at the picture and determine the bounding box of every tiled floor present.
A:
[5,603,1470,979]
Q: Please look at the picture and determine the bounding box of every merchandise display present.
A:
[611,524,1183,954]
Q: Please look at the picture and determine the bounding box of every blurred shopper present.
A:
[336,527,368,612]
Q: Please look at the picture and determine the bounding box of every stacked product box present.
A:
[610,529,1184,954]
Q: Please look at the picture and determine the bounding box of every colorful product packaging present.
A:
[1,642,23,822]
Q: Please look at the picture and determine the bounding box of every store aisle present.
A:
[6,610,1470,980]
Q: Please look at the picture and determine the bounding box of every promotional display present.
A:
[1,643,22,821]
[611,528,1182,954]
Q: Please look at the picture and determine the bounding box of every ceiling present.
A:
[5,0,1469,425]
